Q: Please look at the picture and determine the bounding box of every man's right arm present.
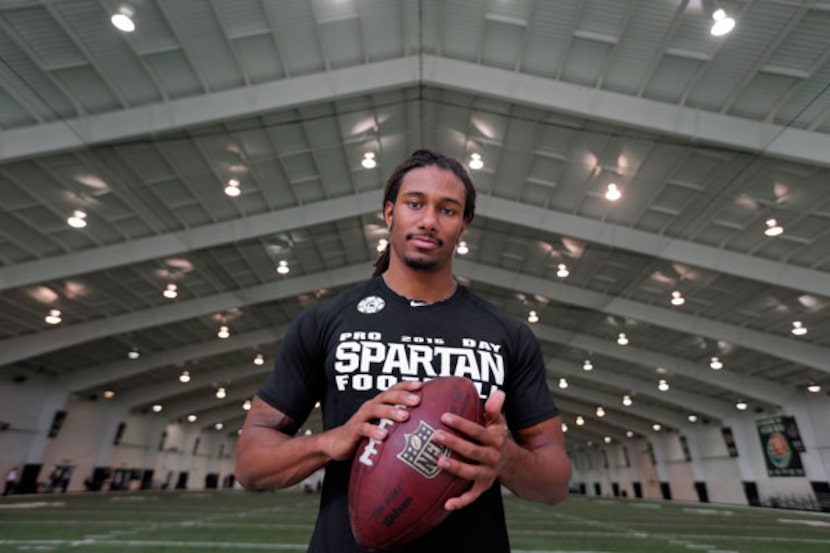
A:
[234,382,423,491]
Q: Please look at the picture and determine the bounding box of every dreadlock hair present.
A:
[372,149,477,276]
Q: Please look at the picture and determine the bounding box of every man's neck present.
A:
[382,264,457,304]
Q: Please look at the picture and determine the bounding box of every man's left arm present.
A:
[434,390,571,511]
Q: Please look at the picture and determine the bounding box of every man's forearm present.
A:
[498,436,571,504]
[235,426,332,490]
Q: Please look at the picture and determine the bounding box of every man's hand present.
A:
[320,380,423,462]
[432,389,508,511]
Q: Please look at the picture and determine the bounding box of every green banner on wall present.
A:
[757,416,805,477]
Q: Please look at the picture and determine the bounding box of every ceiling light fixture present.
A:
[361,152,377,169]
[67,210,88,228]
[527,310,539,324]
[216,387,227,399]
[152,404,163,413]
[276,260,290,275]
[652,423,662,431]
[111,7,136,32]
[377,239,388,252]
[807,383,821,393]
[215,422,224,431]
[127,348,140,360]
[710,356,723,370]
[44,309,62,325]
[736,400,748,411]
[178,370,191,383]
[764,218,783,236]
[658,379,670,392]
[596,406,606,418]
[622,394,632,406]
[561,423,568,433]
[604,436,612,444]
[575,415,585,426]
[688,414,698,423]
[791,321,807,336]
[187,414,197,423]
[583,360,593,371]
[617,332,629,346]
[217,325,230,339]
[556,264,570,278]
[558,377,568,389]
[626,430,634,438]
[243,399,252,410]
[254,353,264,366]
[163,283,178,299]
[605,183,621,201]
[224,178,241,197]
[671,291,685,306]
[710,8,736,36]
[468,153,484,170]
[103,390,116,399]
[456,241,469,255]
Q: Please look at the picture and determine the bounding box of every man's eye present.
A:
[442,207,457,216]
[408,200,422,208]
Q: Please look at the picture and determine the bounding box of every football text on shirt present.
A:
[334,331,504,398]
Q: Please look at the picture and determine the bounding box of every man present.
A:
[3,465,18,496]
[235,149,570,552]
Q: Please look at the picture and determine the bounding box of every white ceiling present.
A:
[1,0,829,449]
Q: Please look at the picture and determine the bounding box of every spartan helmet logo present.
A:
[357,295,385,314]
[396,421,451,479]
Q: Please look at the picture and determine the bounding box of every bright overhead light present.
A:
[67,210,87,228]
[527,310,539,324]
[103,390,116,399]
[791,321,807,336]
[44,309,62,325]
[622,394,632,406]
[377,239,388,253]
[764,218,783,236]
[652,423,662,432]
[582,360,593,371]
[575,416,585,426]
[468,153,483,170]
[111,7,136,32]
[736,400,748,411]
[276,260,290,275]
[152,404,163,413]
[710,8,735,36]
[163,283,178,299]
[688,414,698,423]
[243,399,252,410]
[710,356,723,370]
[456,241,469,255]
[224,178,241,197]
[603,436,612,444]
[215,387,227,399]
[671,290,685,306]
[178,370,191,383]
[217,325,230,339]
[361,152,377,169]
[807,383,821,393]
[254,353,265,366]
[617,332,628,346]
[626,430,634,438]
[127,348,140,360]
[215,422,224,431]
[187,414,197,423]
[596,406,606,418]
[657,379,670,392]
[556,264,569,278]
[558,377,568,389]
[561,423,568,433]
[605,183,621,201]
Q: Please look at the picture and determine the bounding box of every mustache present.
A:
[406,233,443,247]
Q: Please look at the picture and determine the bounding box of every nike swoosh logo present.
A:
[410,300,429,307]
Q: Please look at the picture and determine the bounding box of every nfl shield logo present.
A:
[397,420,451,479]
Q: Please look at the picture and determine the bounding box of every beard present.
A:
[403,256,439,271]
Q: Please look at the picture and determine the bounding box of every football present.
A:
[348,376,484,550]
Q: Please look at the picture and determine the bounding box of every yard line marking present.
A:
[0,501,65,509]
[0,540,307,550]
[778,518,830,527]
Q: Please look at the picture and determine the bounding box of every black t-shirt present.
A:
[257,277,558,553]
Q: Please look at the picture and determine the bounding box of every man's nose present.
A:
[418,207,438,230]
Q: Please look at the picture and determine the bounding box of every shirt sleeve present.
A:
[503,322,558,431]
[256,306,326,433]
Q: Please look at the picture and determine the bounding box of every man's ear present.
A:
[383,201,394,227]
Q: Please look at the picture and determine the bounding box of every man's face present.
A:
[384,166,468,272]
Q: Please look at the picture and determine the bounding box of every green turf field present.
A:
[1,490,828,552]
